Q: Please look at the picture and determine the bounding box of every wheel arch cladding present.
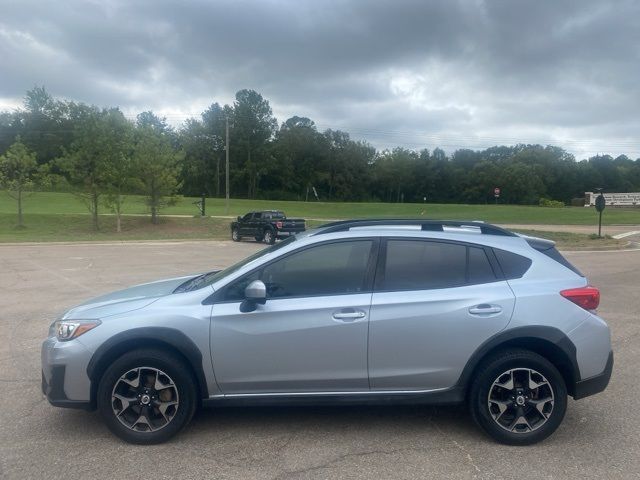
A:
[87,327,209,408]
[457,326,580,398]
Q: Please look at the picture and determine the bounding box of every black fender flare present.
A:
[455,325,580,396]
[86,327,209,402]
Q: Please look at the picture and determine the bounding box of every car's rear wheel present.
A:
[231,228,240,242]
[469,349,567,445]
[263,229,276,244]
[97,349,197,445]
[254,235,263,242]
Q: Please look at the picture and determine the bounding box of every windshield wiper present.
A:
[173,271,220,293]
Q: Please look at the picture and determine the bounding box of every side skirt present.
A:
[202,387,465,408]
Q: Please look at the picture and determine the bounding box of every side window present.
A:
[261,240,374,298]
[251,213,261,220]
[262,240,374,298]
[382,240,467,290]
[223,270,260,302]
[380,240,498,291]
[468,247,497,284]
[493,248,532,279]
[242,213,253,221]
[221,240,374,301]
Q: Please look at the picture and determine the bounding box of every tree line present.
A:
[2,86,640,229]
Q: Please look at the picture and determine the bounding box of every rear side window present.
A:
[468,247,497,284]
[493,249,532,279]
[380,240,498,291]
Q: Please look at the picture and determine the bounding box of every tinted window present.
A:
[493,249,532,279]
[263,211,285,219]
[381,240,498,291]
[223,240,374,300]
[242,213,253,221]
[382,240,467,290]
[468,247,497,284]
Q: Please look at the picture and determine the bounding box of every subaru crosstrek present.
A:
[41,220,613,445]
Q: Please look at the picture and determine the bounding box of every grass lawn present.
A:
[2,191,640,225]
[512,229,627,250]
[0,214,232,243]
[0,212,630,249]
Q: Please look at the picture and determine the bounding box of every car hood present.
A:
[62,274,198,320]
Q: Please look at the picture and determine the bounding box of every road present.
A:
[0,240,638,479]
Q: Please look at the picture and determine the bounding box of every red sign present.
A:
[494,187,501,196]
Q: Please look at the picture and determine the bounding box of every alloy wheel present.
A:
[111,367,179,432]
[487,368,554,433]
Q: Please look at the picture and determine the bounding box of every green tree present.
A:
[134,117,184,224]
[232,90,277,198]
[59,106,131,230]
[102,115,135,232]
[19,86,73,165]
[0,138,41,227]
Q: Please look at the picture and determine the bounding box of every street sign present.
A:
[595,193,605,237]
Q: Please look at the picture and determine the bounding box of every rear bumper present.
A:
[276,230,305,238]
[573,351,614,400]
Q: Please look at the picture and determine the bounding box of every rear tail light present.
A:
[276,221,283,229]
[560,286,600,310]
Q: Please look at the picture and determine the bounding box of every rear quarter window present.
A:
[493,249,532,279]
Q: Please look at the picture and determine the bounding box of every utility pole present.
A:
[225,116,230,215]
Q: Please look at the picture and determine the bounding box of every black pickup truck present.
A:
[231,211,306,244]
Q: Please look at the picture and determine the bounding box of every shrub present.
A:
[539,197,565,208]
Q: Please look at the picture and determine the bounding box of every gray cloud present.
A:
[1,0,639,158]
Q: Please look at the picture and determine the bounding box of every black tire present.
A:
[254,235,264,242]
[97,349,198,445]
[469,349,567,446]
[263,228,276,244]
[231,227,241,242]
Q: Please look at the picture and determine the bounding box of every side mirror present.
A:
[237,216,242,222]
[240,280,266,312]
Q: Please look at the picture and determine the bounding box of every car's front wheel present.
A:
[231,228,240,242]
[469,349,567,445]
[97,349,197,444]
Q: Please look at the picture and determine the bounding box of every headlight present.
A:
[54,319,101,341]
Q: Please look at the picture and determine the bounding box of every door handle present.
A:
[332,309,366,322]
[468,304,503,315]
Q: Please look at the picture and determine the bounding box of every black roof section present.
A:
[312,219,517,237]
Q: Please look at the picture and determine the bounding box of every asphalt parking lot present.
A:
[0,240,638,479]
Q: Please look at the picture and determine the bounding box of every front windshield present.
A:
[183,235,298,292]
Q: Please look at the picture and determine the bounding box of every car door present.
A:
[238,213,254,236]
[210,238,378,394]
[368,238,515,391]
[249,212,262,236]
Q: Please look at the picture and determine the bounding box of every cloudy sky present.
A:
[1,0,639,158]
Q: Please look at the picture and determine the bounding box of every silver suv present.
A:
[41,220,613,445]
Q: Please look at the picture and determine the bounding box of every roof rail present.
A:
[312,219,517,237]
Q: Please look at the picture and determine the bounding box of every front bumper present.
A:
[573,351,614,400]
[41,337,93,410]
